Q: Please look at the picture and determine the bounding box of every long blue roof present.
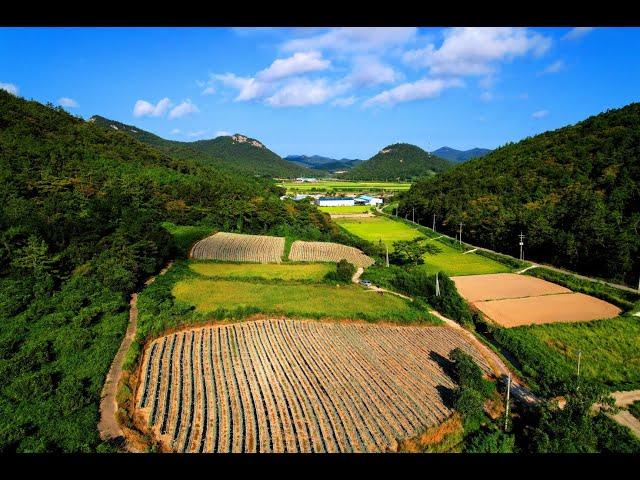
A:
[318,197,354,201]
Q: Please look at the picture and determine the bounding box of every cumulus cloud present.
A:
[265,78,338,107]
[257,51,330,82]
[0,82,19,95]
[532,109,549,119]
[213,73,267,101]
[343,56,400,88]
[170,128,181,135]
[169,100,200,119]
[202,86,215,95]
[215,130,231,137]
[58,97,78,108]
[540,59,565,75]
[563,27,594,40]
[403,27,551,76]
[282,27,417,53]
[364,77,463,107]
[133,97,172,117]
[331,96,357,107]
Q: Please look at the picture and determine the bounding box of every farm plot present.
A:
[453,273,621,328]
[289,241,374,268]
[135,319,493,453]
[189,262,335,281]
[190,232,285,263]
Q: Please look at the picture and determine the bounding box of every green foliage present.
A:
[630,401,640,420]
[341,143,452,181]
[464,427,515,453]
[324,259,356,283]
[401,102,640,285]
[390,238,441,266]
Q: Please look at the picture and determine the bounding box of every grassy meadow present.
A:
[318,205,373,214]
[279,180,411,194]
[189,261,335,281]
[335,215,510,276]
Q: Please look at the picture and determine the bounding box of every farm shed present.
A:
[354,195,383,206]
[316,197,355,207]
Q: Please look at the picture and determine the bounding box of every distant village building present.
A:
[354,195,383,206]
[315,197,355,207]
[295,177,318,183]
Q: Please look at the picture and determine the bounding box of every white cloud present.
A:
[170,128,181,135]
[169,100,199,119]
[282,27,417,53]
[202,86,216,95]
[479,91,493,102]
[133,97,172,117]
[403,27,551,76]
[532,109,549,119]
[364,78,463,107]
[58,97,78,108]
[343,56,400,88]
[215,130,231,137]
[331,96,357,107]
[265,78,338,107]
[0,82,19,95]
[540,59,565,75]
[257,51,330,82]
[563,27,594,41]
[213,73,267,101]
[187,130,207,138]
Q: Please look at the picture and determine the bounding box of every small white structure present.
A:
[315,197,355,207]
[354,195,383,206]
[295,177,318,183]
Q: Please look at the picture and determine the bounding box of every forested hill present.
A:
[340,143,452,181]
[401,103,640,285]
[0,92,338,452]
[90,116,314,178]
[432,146,492,163]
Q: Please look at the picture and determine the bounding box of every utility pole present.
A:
[504,372,511,431]
[458,222,464,245]
[432,213,436,232]
[435,272,440,297]
[395,205,398,217]
[519,232,525,261]
[385,243,389,268]
[412,207,415,223]
[576,350,582,390]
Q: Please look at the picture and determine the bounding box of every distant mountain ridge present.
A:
[285,154,363,172]
[339,143,452,181]
[431,146,492,163]
[89,116,315,178]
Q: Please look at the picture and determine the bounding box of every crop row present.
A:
[135,319,491,453]
[288,241,374,268]
[190,232,285,263]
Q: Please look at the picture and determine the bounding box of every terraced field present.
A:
[189,262,334,281]
[289,240,374,268]
[135,319,492,452]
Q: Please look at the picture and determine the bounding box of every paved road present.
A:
[98,262,173,448]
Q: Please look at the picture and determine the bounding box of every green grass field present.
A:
[493,316,640,393]
[318,205,373,214]
[279,180,411,194]
[162,222,213,257]
[335,215,509,276]
[172,278,430,322]
[189,262,334,281]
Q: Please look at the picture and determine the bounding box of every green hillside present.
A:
[0,92,338,452]
[340,143,452,181]
[90,116,315,178]
[400,103,640,285]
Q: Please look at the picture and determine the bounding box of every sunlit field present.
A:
[278,180,411,194]
[318,205,373,214]
[189,261,335,281]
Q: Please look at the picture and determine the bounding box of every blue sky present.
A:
[1,27,639,159]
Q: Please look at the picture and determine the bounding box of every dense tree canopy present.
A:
[340,143,452,181]
[400,103,640,285]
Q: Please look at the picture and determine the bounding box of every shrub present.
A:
[324,259,356,283]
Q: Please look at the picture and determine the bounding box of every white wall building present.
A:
[315,197,355,207]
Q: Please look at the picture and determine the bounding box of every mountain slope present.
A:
[340,143,452,181]
[401,103,640,284]
[432,146,492,163]
[285,154,362,172]
[90,116,315,178]
[0,92,338,452]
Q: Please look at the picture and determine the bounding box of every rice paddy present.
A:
[189,262,335,281]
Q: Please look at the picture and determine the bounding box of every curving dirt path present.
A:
[98,262,173,445]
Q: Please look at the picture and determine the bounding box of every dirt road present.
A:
[98,262,173,446]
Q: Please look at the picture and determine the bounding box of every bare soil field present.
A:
[190,232,285,263]
[134,319,491,453]
[452,273,571,302]
[474,293,621,328]
[453,273,621,328]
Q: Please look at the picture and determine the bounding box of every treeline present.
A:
[340,143,452,181]
[0,91,337,452]
[400,103,640,285]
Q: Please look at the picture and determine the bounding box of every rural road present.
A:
[98,262,173,446]
[592,390,640,439]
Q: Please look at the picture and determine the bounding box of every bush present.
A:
[464,427,516,453]
[324,259,356,283]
